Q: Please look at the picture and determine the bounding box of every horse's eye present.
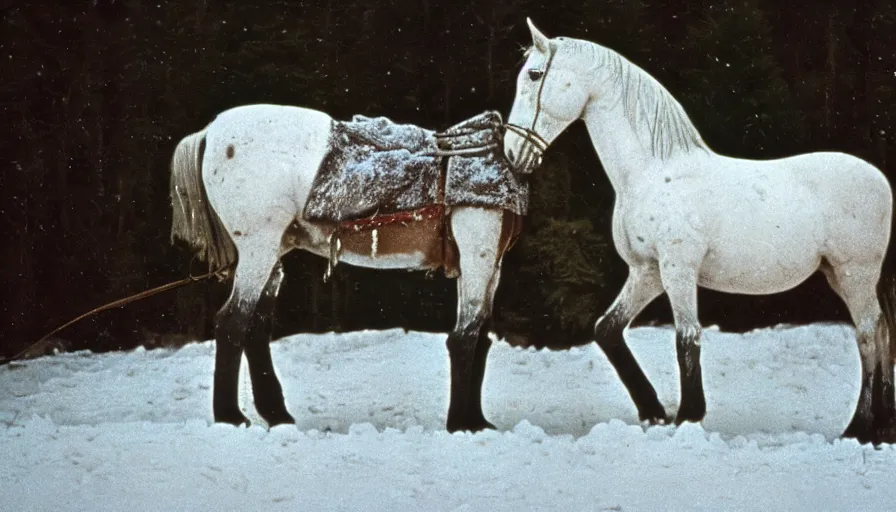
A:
[528,69,544,81]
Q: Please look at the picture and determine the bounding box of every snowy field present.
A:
[2,324,896,511]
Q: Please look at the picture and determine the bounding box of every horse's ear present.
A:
[526,18,550,54]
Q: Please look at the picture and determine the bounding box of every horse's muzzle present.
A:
[504,124,548,174]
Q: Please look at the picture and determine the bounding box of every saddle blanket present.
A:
[302,110,529,225]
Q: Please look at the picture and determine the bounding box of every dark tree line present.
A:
[2,0,895,357]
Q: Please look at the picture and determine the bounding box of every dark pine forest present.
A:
[2,0,896,358]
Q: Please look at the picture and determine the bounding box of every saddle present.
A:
[304,110,527,223]
[303,111,528,278]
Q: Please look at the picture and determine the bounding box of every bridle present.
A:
[504,47,555,173]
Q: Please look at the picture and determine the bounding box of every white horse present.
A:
[504,19,896,443]
[171,105,520,432]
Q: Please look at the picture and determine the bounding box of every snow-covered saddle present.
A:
[303,111,528,225]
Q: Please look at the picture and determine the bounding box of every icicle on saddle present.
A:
[303,111,529,279]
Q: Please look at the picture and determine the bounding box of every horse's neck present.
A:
[581,101,657,193]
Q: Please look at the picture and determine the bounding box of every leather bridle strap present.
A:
[505,46,555,171]
[504,124,549,153]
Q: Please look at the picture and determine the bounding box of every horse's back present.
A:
[669,152,892,294]
[209,104,333,151]
[710,151,891,243]
[778,151,889,195]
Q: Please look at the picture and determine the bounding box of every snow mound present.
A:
[3,324,895,510]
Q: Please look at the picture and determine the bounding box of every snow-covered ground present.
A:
[2,324,895,511]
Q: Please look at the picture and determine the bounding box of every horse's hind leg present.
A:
[872,310,896,439]
[214,232,292,426]
[594,266,667,423]
[212,323,247,425]
[243,261,295,426]
[826,264,894,442]
[445,208,503,433]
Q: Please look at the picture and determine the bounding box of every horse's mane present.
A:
[540,39,708,160]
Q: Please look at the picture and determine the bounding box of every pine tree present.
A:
[495,155,611,345]
[679,0,805,157]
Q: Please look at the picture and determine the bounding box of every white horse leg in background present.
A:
[503,19,896,443]
[171,104,509,431]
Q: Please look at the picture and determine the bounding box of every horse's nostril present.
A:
[508,149,516,161]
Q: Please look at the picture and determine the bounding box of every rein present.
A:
[4,264,232,364]
[426,143,500,157]
[504,46,555,172]
[431,118,505,157]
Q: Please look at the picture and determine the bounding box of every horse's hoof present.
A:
[215,410,251,427]
[446,418,496,434]
[264,412,296,428]
[674,413,706,426]
[642,414,671,426]
[641,415,672,427]
[674,403,706,426]
[474,419,497,432]
[638,406,669,426]
[872,430,896,446]
[673,418,705,428]
[842,416,876,444]
[674,410,706,426]
[842,431,877,445]
[880,430,896,445]
[845,420,896,446]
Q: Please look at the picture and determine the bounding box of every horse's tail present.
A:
[170,126,237,273]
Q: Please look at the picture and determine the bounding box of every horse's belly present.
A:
[297,216,456,274]
[340,245,437,271]
[685,177,827,294]
[698,232,821,295]
[343,216,451,270]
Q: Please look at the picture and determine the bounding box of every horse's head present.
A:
[504,19,592,174]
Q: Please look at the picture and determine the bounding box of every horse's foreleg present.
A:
[466,264,503,429]
[594,266,667,423]
[446,313,494,433]
[659,260,705,425]
[467,327,493,427]
[446,208,503,433]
